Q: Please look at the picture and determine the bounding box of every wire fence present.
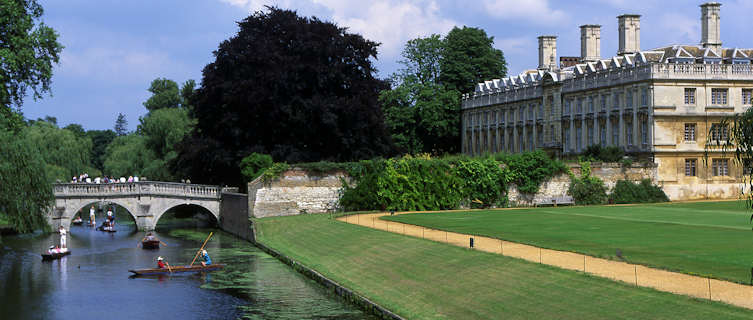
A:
[339,213,753,310]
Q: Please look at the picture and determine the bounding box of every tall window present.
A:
[588,97,594,113]
[528,104,534,120]
[587,125,594,146]
[613,92,621,109]
[576,126,583,152]
[600,125,606,146]
[626,122,633,146]
[550,125,555,142]
[537,127,543,146]
[518,130,524,152]
[501,110,505,124]
[685,159,697,176]
[612,121,620,145]
[527,129,533,151]
[491,132,496,153]
[710,123,729,141]
[641,120,648,145]
[500,131,505,152]
[600,95,607,112]
[711,88,728,105]
[641,88,648,106]
[564,100,571,115]
[538,104,543,119]
[684,88,696,104]
[743,89,753,105]
[684,123,696,141]
[626,90,633,108]
[576,98,583,114]
[712,159,729,176]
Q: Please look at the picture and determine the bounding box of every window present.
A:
[564,100,571,115]
[537,127,543,146]
[626,90,633,108]
[641,88,648,106]
[518,130,524,152]
[527,129,533,151]
[538,104,543,119]
[576,98,583,114]
[711,88,728,105]
[588,97,594,113]
[710,123,729,141]
[743,89,753,105]
[600,125,606,146]
[550,125,556,143]
[501,111,505,124]
[612,121,620,145]
[684,123,696,141]
[684,88,696,105]
[685,159,697,176]
[587,125,594,146]
[641,120,648,145]
[528,104,534,120]
[491,133,496,153]
[576,126,582,152]
[712,159,729,176]
[500,131,505,152]
[626,122,633,146]
[600,95,607,112]
[564,127,570,151]
[613,92,621,109]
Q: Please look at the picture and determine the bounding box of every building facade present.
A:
[461,2,753,200]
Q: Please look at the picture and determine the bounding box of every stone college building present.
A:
[461,2,752,200]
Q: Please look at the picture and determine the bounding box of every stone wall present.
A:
[508,162,659,206]
[248,169,348,218]
[219,192,253,241]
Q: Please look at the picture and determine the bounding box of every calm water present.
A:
[0,218,373,320]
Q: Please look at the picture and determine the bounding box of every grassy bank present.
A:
[383,201,753,284]
[255,213,751,319]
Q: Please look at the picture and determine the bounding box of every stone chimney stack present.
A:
[580,25,601,62]
[700,2,722,50]
[538,36,557,70]
[617,14,641,55]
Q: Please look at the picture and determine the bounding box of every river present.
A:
[0,216,374,320]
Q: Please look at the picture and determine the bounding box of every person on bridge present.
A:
[58,226,67,249]
[200,250,212,266]
[157,256,167,269]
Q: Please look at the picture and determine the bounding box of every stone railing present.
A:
[53,182,221,199]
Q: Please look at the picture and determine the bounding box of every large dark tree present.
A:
[175,7,393,185]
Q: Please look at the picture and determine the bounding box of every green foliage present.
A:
[240,153,273,182]
[0,129,53,232]
[143,78,181,111]
[439,26,507,94]
[294,161,352,175]
[138,107,194,159]
[451,157,510,208]
[103,134,157,178]
[497,150,568,194]
[568,161,608,205]
[20,121,96,182]
[583,145,624,162]
[86,129,116,172]
[0,0,63,108]
[609,179,670,204]
[261,162,290,183]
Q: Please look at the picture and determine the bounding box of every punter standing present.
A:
[89,205,96,226]
[59,226,67,249]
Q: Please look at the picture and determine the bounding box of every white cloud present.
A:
[480,0,568,25]
[656,13,699,46]
[218,0,458,59]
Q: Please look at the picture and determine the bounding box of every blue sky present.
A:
[24,0,753,131]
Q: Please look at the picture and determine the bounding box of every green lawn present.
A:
[383,201,753,284]
[255,214,752,319]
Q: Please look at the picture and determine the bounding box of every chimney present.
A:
[617,14,641,55]
[538,36,557,71]
[580,25,601,62]
[700,2,722,50]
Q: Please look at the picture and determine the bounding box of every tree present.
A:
[136,107,195,181]
[114,113,128,136]
[63,123,85,138]
[86,129,116,172]
[143,78,181,111]
[21,121,96,182]
[439,26,507,94]
[103,134,157,178]
[0,0,63,109]
[180,79,197,112]
[175,7,394,186]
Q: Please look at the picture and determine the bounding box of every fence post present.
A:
[539,248,542,264]
[583,256,586,272]
[708,277,712,300]
[634,265,638,285]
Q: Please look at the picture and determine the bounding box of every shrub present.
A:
[568,162,608,205]
[609,179,669,204]
[261,162,290,183]
[497,150,568,194]
[240,153,273,182]
[582,145,624,163]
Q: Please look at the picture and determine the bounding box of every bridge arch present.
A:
[50,182,222,231]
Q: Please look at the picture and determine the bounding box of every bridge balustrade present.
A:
[53,182,221,199]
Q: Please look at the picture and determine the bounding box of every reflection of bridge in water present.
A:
[50,182,223,231]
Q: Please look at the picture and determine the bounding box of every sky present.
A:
[23,0,753,131]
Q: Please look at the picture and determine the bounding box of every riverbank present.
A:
[254,214,752,319]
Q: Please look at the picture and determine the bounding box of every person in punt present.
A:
[200,250,212,267]
[157,256,167,269]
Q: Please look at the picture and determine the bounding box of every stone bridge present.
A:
[50,182,223,231]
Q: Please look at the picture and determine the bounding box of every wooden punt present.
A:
[42,250,71,261]
[129,264,225,275]
[141,239,160,249]
[72,218,83,225]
